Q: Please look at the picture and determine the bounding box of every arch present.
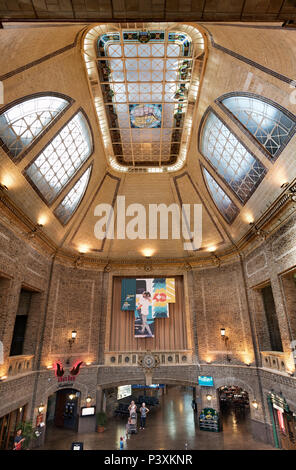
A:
[24,108,94,205]
[201,164,240,224]
[217,92,296,161]
[0,92,73,161]
[198,107,267,204]
[214,376,255,399]
[54,163,93,225]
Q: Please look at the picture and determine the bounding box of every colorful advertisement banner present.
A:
[121,277,175,339]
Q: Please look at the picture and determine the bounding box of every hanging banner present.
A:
[121,277,176,338]
[121,278,136,310]
[166,278,175,303]
[152,278,169,318]
[134,290,155,338]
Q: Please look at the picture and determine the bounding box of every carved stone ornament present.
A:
[138,352,160,370]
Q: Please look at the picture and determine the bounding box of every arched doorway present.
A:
[46,388,80,432]
[218,385,250,432]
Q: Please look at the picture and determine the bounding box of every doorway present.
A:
[218,385,250,435]
[0,405,27,450]
[46,388,80,432]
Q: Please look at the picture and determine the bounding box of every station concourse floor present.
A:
[40,386,274,451]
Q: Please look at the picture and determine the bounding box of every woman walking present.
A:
[139,402,149,430]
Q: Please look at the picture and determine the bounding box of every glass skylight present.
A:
[221,95,296,159]
[0,95,69,159]
[203,167,239,224]
[54,165,92,225]
[25,111,92,204]
[97,30,192,166]
[200,111,266,204]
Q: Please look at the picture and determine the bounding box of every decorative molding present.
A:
[0,28,85,82]
[202,25,295,86]
[173,171,226,250]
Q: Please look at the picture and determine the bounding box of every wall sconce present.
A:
[220,328,229,343]
[38,404,45,413]
[68,330,77,349]
[251,400,258,409]
[206,394,212,401]
[68,394,75,401]
[86,396,92,404]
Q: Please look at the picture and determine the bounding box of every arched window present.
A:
[219,94,296,159]
[199,109,266,204]
[25,110,93,205]
[54,165,92,225]
[0,93,72,160]
[202,166,239,224]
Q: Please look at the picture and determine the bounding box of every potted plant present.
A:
[96,411,107,432]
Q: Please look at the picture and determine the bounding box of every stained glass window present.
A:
[54,165,92,225]
[0,95,70,159]
[203,167,239,224]
[200,111,266,204]
[25,111,92,204]
[97,30,193,165]
[221,95,296,159]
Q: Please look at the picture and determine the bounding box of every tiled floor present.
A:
[40,386,274,450]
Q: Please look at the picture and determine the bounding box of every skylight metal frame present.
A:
[82,23,205,173]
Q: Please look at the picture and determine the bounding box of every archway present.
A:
[218,385,250,433]
[46,388,81,432]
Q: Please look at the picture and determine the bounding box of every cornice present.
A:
[0,180,295,269]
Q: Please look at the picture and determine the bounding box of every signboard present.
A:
[71,442,83,450]
[117,385,132,400]
[198,376,214,387]
[81,406,96,417]
[132,384,164,389]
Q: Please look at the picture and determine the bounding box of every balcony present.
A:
[260,351,290,374]
[104,351,192,367]
[5,355,34,377]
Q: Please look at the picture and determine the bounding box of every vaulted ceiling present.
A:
[1,21,296,263]
[1,0,296,23]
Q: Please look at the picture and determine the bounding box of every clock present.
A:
[138,352,160,370]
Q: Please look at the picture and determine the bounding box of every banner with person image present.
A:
[121,277,175,338]
[135,279,155,338]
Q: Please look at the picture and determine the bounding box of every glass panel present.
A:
[203,167,239,224]
[222,95,296,158]
[25,112,92,204]
[98,30,192,164]
[0,96,69,159]
[54,166,91,224]
[201,111,266,203]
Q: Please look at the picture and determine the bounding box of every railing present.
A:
[260,351,289,373]
[104,351,193,366]
[5,355,34,377]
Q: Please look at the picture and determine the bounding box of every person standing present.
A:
[139,402,149,429]
[128,400,137,415]
[13,428,25,450]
